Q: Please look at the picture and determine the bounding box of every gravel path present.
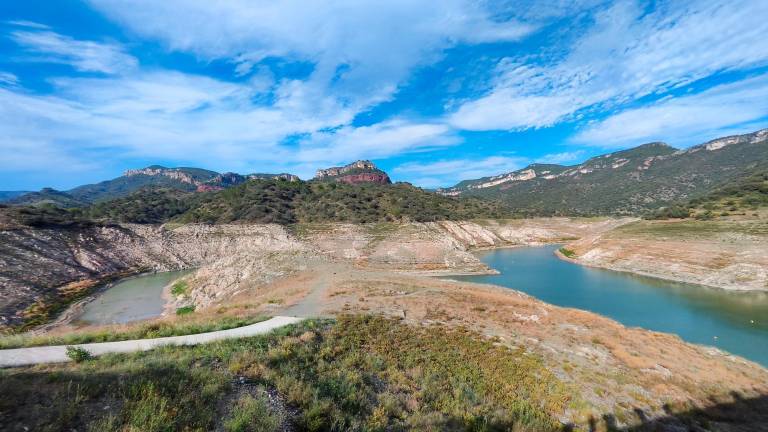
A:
[0,316,304,368]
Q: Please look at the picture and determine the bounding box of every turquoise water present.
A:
[75,270,193,325]
[450,245,768,367]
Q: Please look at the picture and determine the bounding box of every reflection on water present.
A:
[75,269,193,325]
[450,245,768,367]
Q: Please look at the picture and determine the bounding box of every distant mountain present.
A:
[6,188,89,208]
[10,166,300,206]
[0,191,31,202]
[314,160,391,184]
[438,129,768,215]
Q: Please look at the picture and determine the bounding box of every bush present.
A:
[65,346,93,363]
[170,281,188,296]
[176,305,196,315]
[224,394,280,432]
[559,247,577,258]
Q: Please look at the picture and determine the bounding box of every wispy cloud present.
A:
[0,70,460,179]
[572,74,768,147]
[0,72,18,87]
[88,0,534,112]
[536,150,585,165]
[394,156,527,187]
[10,28,137,74]
[449,0,768,132]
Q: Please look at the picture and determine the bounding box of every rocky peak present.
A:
[314,160,391,184]
[248,173,301,182]
[124,166,202,186]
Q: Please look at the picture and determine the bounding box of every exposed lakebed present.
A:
[74,269,193,325]
[451,245,768,367]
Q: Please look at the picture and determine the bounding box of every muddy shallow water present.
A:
[452,245,768,367]
[73,270,193,325]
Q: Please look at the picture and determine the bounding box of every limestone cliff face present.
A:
[125,166,300,193]
[314,160,392,184]
[0,218,622,328]
[0,224,306,327]
[565,220,768,291]
[124,167,203,186]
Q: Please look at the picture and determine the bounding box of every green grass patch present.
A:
[559,247,577,258]
[65,346,92,363]
[175,305,196,316]
[0,315,267,349]
[224,394,280,432]
[0,316,571,431]
[170,280,188,296]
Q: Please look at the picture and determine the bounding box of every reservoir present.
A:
[451,245,768,367]
[74,269,193,325]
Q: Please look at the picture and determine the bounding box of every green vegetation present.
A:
[79,188,193,223]
[65,346,92,363]
[170,280,188,297]
[0,316,266,349]
[66,166,215,203]
[177,179,511,224]
[614,219,768,239]
[452,130,768,215]
[0,316,570,431]
[645,205,691,220]
[176,305,196,315]
[5,187,88,208]
[645,168,768,220]
[688,169,768,214]
[0,203,95,228]
[559,247,576,258]
[224,394,280,432]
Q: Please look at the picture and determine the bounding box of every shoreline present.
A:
[552,248,768,293]
[34,268,194,334]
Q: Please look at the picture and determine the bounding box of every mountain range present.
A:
[2,130,767,217]
[4,166,300,208]
[438,129,768,215]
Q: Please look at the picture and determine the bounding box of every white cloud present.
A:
[393,156,527,187]
[449,0,768,131]
[0,70,459,180]
[88,0,533,113]
[5,20,51,29]
[0,72,18,87]
[572,75,768,147]
[536,150,585,165]
[10,29,137,74]
[297,120,457,166]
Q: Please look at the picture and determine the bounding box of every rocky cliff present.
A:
[563,218,768,291]
[314,160,392,184]
[0,218,619,329]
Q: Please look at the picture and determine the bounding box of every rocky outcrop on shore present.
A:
[564,219,768,291]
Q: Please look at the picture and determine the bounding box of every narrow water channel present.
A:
[74,269,193,325]
[450,245,768,367]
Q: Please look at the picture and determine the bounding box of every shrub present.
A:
[176,305,196,315]
[65,346,92,363]
[170,281,188,296]
[559,247,577,258]
[224,394,280,432]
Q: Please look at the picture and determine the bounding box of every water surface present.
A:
[451,245,768,367]
[75,270,193,325]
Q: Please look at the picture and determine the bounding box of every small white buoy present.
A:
[713,336,718,340]
[750,320,755,324]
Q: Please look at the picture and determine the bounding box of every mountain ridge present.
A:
[437,129,768,215]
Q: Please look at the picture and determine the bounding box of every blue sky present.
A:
[1,0,767,190]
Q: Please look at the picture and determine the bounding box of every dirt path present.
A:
[280,269,333,318]
[0,316,303,368]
